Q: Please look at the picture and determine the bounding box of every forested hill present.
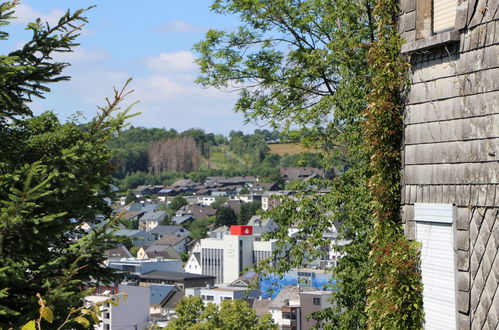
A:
[109,127,324,190]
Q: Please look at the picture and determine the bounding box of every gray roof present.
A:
[141,211,167,222]
[269,286,300,309]
[141,270,215,280]
[171,215,194,225]
[150,225,185,235]
[155,235,189,247]
[150,285,175,305]
[113,229,147,237]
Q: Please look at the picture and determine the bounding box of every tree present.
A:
[238,200,261,225]
[166,296,278,330]
[125,190,137,204]
[0,2,135,327]
[215,206,237,226]
[195,0,375,327]
[169,195,188,211]
[238,186,250,195]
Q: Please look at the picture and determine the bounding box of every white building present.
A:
[199,226,276,284]
[184,252,202,274]
[87,284,150,330]
[185,285,260,306]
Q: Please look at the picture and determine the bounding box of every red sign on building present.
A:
[230,225,253,236]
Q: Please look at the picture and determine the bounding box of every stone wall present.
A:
[398,0,498,328]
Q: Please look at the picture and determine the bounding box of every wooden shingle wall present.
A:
[398,0,498,328]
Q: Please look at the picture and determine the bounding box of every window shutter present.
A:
[415,203,456,329]
[433,0,458,33]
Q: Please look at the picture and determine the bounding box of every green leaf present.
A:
[75,316,91,328]
[21,321,36,330]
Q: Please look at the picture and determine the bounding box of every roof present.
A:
[192,252,201,264]
[155,235,189,247]
[141,270,216,281]
[176,205,216,219]
[113,229,147,237]
[269,286,300,309]
[144,245,181,259]
[252,299,272,317]
[141,211,167,222]
[150,225,185,235]
[279,167,325,181]
[172,179,197,187]
[105,245,133,258]
[150,285,175,305]
[171,215,194,225]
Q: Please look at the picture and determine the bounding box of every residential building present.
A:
[137,245,181,260]
[175,204,216,220]
[104,245,133,261]
[139,270,215,289]
[112,229,154,247]
[247,215,278,236]
[87,284,150,330]
[149,225,190,240]
[185,285,260,306]
[138,211,167,232]
[398,0,498,328]
[261,191,293,211]
[269,286,301,330]
[299,291,333,330]
[149,284,183,322]
[279,167,324,182]
[184,252,202,274]
[155,235,190,254]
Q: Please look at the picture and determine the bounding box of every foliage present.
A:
[195,0,375,327]
[186,217,216,239]
[363,0,424,327]
[209,196,228,210]
[215,206,237,227]
[238,200,261,225]
[169,195,188,212]
[125,190,136,204]
[166,296,278,330]
[0,2,135,327]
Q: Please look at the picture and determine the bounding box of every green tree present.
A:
[125,190,137,204]
[215,206,237,227]
[195,0,374,327]
[238,186,250,195]
[166,296,278,330]
[238,201,261,225]
[0,2,135,327]
[169,195,188,211]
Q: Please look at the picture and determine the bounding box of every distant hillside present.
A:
[268,143,317,156]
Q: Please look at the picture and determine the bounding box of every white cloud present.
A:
[143,51,198,73]
[14,3,65,26]
[155,20,207,33]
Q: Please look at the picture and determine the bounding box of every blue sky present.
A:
[4,1,263,134]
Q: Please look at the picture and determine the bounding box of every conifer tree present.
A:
[0,2,135,327]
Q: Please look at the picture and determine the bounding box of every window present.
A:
[415,203,456,330]
[313,298,321,305]
[122,265,136,273]
[222,296,232,300]
[205,295,214,302]
[103,312,110,319]
[416,0,457,38]
[104,325,110,330]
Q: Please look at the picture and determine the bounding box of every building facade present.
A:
[398,0,498,328]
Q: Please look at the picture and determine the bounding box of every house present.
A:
[137,245,181,260]
[112,229,155,247]
[86,284,150,330]
[268,286,301,330]
[138,211,167,232]
[299,290,334,330]
[185,239,201,254]
[184,252,202,274]
[104,245,133,260]
[261,190,293,211]
[279,167,324,182]
[397,1,498,328]
[247,215,278,236]
[154,235,190,254]
[175,204,216,220]
[184,285,260,306]
[149,225,190,240]
[170,215,195,225]
[139,270,216,289]
[149,284,184,321]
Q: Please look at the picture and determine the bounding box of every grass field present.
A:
[268,143,317,156]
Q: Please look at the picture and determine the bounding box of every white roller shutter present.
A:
[415,203,456,330]
[433,0,458,33]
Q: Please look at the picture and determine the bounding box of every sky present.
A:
[4,1,263,134]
